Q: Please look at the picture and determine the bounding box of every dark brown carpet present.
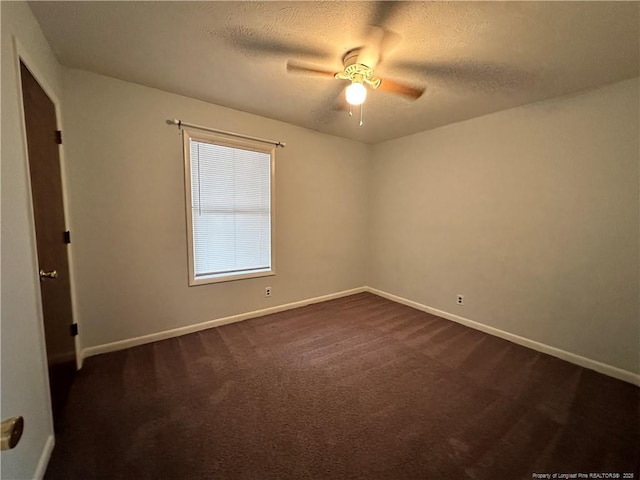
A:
[45,293,639,480]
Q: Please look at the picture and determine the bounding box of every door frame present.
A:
[13,36,82,370]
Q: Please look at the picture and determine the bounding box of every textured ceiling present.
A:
[29,1,640,144]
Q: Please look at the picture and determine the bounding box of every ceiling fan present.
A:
[287,46,425,105]
[285,28,425,125]
[216,2,533,125]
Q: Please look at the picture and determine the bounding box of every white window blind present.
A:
[185,132,274,284]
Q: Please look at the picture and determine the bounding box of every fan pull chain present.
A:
[346,102,363,126]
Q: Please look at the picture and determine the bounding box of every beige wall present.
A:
[61,69,370,349]
[1,2,62,477]
[63,71,639,374]
[369,78,640,374]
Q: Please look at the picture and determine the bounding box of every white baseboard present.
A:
[366,287,640,387]
[34,434,55,480]
[80,285,638,386]
[81,287,367,360]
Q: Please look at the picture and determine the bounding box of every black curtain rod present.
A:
[168,119,286,148]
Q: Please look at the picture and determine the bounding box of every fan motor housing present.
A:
[343,49,366,68]
[337,48,380,88]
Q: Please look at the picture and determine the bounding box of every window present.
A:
[183,129,275,285]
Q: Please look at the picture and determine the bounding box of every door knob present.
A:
[39,269,58,279]
[1,416,24,450]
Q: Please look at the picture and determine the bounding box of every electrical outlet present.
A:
[265,287,272,297]
[456,295,464,306]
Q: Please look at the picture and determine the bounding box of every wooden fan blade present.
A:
[321,84,349,122]
[390,60,535,92]
[369,1,404,29]
[377,78,425,99]
[286,61,338,77]
[332,88,349,112]
[363,25,402,67]
[224,27,329,60]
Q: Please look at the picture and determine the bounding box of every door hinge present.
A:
[63,230,71,244]
[70,323,78,337]
[55,130,62,145]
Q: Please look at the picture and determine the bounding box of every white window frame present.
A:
[183,128,276,286]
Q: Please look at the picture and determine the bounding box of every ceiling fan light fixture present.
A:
[345,81,367,106]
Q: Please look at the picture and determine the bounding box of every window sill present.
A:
[189,269,275,286]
